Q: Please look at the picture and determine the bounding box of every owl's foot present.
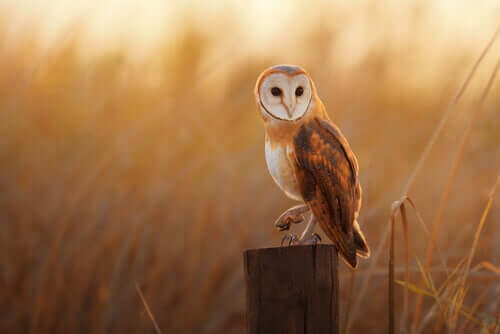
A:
[281,233,321,246]
[295,216,319,245]
[281,233,299,246]
[274,204,309,231]
[300,233,322,245]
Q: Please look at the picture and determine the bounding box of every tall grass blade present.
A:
[415,258,431,290]
[135,282,163,334]
[399,204,410,333]
[395,281,433,298]
[478,261,500,275]
[389,214,396,334]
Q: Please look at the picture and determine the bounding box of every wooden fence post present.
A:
[244,244,339,334]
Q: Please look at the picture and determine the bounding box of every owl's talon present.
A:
[281,233,298,246]
[311,233,322,244]
[288,234,299,246]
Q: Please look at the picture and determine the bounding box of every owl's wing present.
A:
[291,117,364,268]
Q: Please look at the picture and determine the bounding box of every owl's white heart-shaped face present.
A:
[257,70,312,121]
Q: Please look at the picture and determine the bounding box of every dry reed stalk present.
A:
[388,214,395,334]
[388,199,411,334]
[135,282,163,334]
[399,204,410,331]
[414,52,500,330]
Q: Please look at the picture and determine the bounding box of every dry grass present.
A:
[387,27,500,334]
[0,4,499,334]
[413,28,500,329]
[396,176,498,332]
[135,282,163,334]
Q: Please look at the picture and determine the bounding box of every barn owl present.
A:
[254,64,370,268]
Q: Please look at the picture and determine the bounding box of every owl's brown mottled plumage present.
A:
[255,64,369,268]
[293,117,368,267]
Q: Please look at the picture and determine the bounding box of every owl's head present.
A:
[255,65,315,122]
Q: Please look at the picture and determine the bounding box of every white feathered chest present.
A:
[265,138,303,201]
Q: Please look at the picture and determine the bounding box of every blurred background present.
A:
[0,0,499,333]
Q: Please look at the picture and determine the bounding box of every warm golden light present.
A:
[0,1,498,333]
[2,0,500,61]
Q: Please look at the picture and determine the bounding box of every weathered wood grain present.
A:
[244,245,339,334]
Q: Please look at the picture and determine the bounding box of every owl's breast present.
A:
[265,140,302,201]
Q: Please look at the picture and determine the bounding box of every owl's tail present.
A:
[337,220,370,269]
[353,220,370,258]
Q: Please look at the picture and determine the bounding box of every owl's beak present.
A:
[288,100,297,117]
[280,96,295,118]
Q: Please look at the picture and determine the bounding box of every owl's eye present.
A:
[295,86,304,97]
[271,87,282,97]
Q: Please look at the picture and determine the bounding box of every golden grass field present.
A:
[0,2,499,333]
